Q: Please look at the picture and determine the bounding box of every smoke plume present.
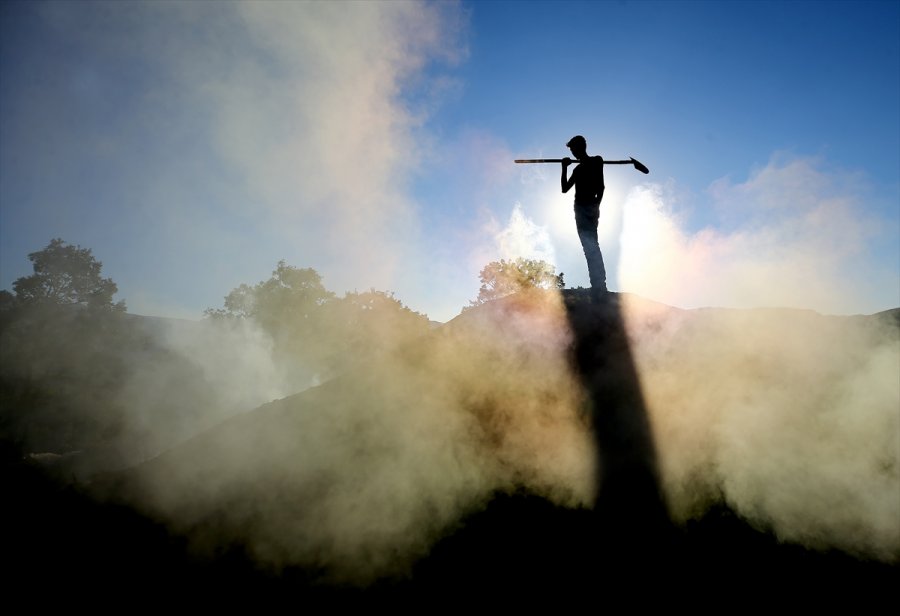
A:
[116,291,593,584]
[619,297,900,562]
[105,291,898,583]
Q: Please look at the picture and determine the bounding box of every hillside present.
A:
[7,290,899,604]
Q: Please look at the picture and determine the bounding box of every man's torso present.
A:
[573,156,605,204]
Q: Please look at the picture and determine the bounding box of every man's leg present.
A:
[574,204,607,293]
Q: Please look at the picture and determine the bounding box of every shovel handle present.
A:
[515,158,649,174]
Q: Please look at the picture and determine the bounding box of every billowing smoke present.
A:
[115,291,594,584]
[2,307,301,476]
[619,297,899,562]
[96,289,898,584]
[112,316,294,463]
[188,1,469,306]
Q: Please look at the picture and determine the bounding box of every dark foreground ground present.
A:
[4,444,895,610]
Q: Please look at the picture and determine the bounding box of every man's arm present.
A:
[561,158,575,193]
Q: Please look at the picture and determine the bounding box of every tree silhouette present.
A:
[466,258,564,310]
[206,261,430,379]
[205,260,334,328]
[11,239,125,311]
[330,289,431,362]
[1,240,133,454]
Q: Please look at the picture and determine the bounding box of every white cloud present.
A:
[619,156,899,314]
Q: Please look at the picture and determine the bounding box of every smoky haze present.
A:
[620,298,900,562]
[83,291,898,584]
[1,308,300,475]
[106,291,593,583]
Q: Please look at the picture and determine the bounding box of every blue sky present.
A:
[1,0,898,321]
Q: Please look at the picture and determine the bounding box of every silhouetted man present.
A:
[561,135,607,296]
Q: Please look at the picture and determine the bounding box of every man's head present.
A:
[566,135,588,159]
